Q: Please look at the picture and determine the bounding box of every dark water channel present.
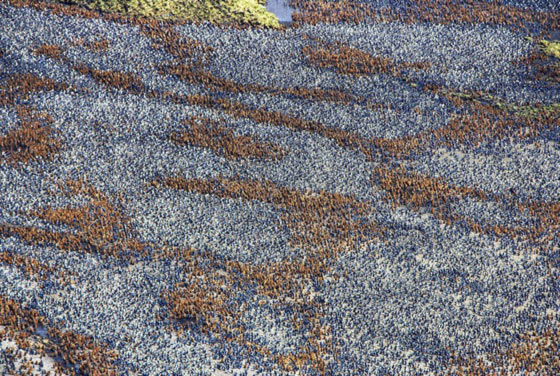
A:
[266,0,296,24]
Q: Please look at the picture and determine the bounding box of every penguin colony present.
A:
[1,0,560,375]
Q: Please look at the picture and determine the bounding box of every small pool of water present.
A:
[266,0,295,24]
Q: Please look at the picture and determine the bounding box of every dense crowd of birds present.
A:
[1,0,560,375]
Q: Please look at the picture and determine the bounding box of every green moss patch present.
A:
[54,0,280,28]
[512,102,560,119]
[539,39,560,59]
[437,88,560,120]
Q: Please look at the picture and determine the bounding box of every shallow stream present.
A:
[265,0,295,24]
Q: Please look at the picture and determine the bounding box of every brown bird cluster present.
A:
[0,70,71,170]
[157,59,393,115]
[73,64,146,94]
[446,320,560,376]
[0,176,146,262]
[32,40,379,162]
[0,105,63,167]
[302,37,394,76]
[153,174,387,374]
[33,43,66,61]
[0,72,69,107]
[289,0,392,26]
[72,37,111,53]
[171,116,287,161]
[372,158,560,251]
[32,42,148,97]
[301,34,431,80]
[443,88,557,150]
[514,44,560,87]
[371,132,425,159]
[0,251,56,282]
[45,327,120,376]
[0,297,47,376]
[505,195,560,245]
[289,0,560,37]
[400,0,560,35]
[163,263,242,336]
[157,62,245,93]
[2,0,107,20]
[371,162,491,215]
[140,23,214,64]
[0,295,120,376]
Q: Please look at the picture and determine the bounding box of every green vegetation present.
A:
[539,39,560,59]
[513,102,560,118]
[440,89,560,119]
[522,37,560,85]
[55,0,281,28]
